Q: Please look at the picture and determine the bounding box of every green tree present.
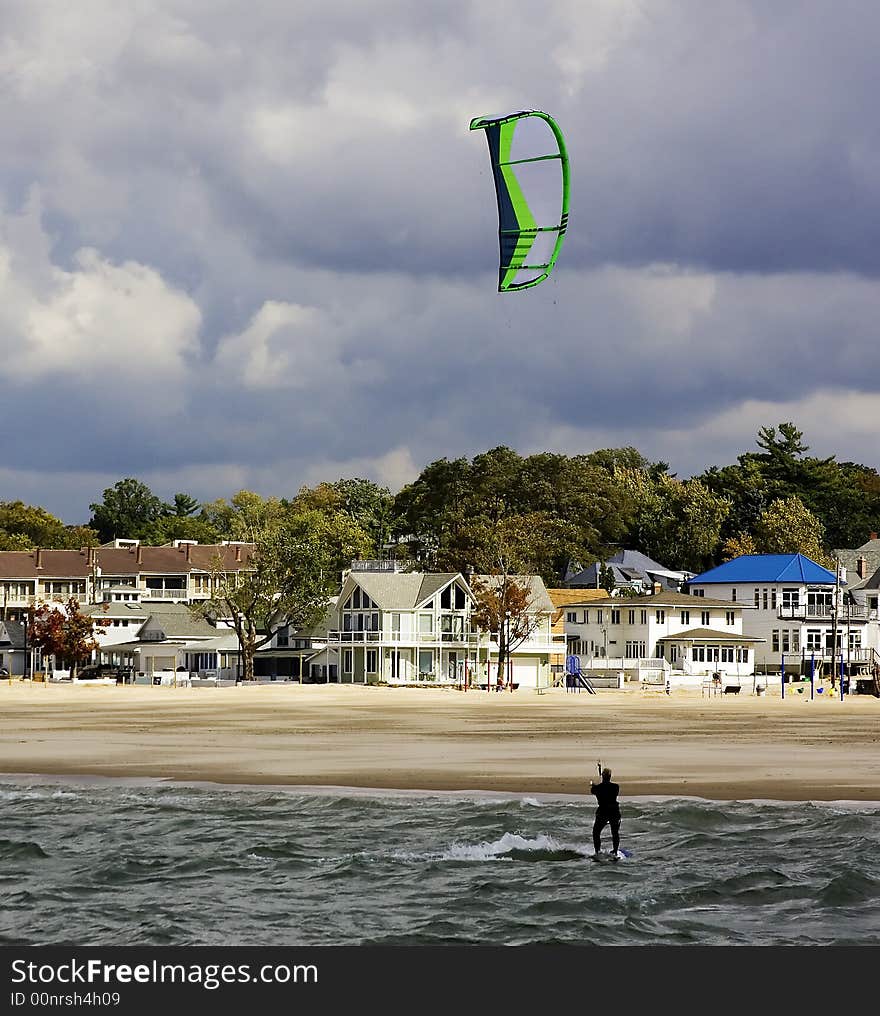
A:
[89,479,168,542]
[291,478,393,558]
[753,496,833,566]
[196,524,332,683]
[598,563,617,595]
[200,491,287,541]
[620,471,730,572]
[721,532,758,561]
[170,493,200,517]
[0,501,99,550]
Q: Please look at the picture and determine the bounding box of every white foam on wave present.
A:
[392,832,591,863]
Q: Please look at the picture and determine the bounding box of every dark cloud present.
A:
[2,1,880,524]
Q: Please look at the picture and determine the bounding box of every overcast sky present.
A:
[2,0,880,523]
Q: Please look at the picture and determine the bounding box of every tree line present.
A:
[4,422,880,585]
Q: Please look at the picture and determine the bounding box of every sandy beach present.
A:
[1,681,878,802]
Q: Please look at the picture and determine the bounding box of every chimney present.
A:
[35,547,43,569]
[136,545,143,566]
[857,556,868,579]
[235,545,242,562]
[871,532,878,541]
[186,543,192,563]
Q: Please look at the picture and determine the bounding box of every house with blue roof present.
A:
[687,554,879,675]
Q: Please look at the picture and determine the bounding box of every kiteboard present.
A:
[590,849,631,863]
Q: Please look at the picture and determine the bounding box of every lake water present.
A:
[2,779,878,947]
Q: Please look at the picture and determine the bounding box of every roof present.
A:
[561,589,743,609]
[849,564,880,592]
[471,574,555,613]
[564,549,690,588]
[0,544,255,579]
[546,588,608,611]
[84,602,149,620]
[659,627,763,643]
[689,554,836,585]
[834,537,880,585]
[137,604,218,639]
[546,588,611,632]
[342,571,461,610]
[0,621,25,649]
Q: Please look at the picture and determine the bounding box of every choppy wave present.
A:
[1,778,878,946]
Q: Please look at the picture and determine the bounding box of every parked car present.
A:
[76,664,125,681]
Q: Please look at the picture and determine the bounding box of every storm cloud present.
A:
[2,0,879,521]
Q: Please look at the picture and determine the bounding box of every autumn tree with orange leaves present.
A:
[28,598,107,679]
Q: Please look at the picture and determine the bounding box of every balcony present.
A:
[777,605,875,622]
[141,588,189,601]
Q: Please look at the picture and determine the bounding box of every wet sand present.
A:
[1,681,878,801]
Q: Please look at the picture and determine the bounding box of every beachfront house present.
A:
[87,602,237,684]
[686,553,879,676]
[563,589,759,686]
[0,620,26,678]
[563,549,693,593]
[317,561,560,689]
[0,540,255,623]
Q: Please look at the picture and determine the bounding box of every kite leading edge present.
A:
[470,110,569,292]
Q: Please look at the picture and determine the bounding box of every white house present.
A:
[687,553,879,676]
[564,589,758,685]
[319,561,561,689]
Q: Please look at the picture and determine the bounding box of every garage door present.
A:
[512,656,540,689]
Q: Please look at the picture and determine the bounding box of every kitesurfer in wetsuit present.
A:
[591,766,621,858]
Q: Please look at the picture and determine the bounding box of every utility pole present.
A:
[829,558,840,687]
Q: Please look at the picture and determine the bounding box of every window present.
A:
[726,611,735,625]
[754,588,760,607]
[782,588,799,612]
[692,588,705,597]
[628,609,635,625]
[366,650,378,673]
[792,630,800,653]
[610,609,620,625]
[737,648,749,663]
[762,590,768,610]
[731,588,737,601]
[624,641,646,658]
[771,589,777,609]
[721,647,734,663]
[806,629,822,651]
[418,650,433,676]
[419,614,433,634]
[655,609,665,623]
[693,647,705,662]
[772,630,780,652]
[680,610,690,625]
[782,630,790,653]
[343,650,353,674]
[701,611,710,626]
[566,612,577,623]
[596,610,603,624]
[640,610,647,624]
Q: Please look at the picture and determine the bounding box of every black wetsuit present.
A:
[590,778,621,854]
